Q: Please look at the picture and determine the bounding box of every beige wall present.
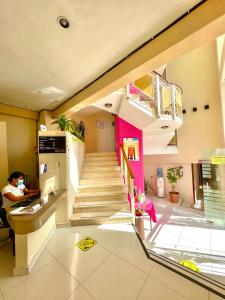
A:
[0,114,37,187]
[0,122,9,189]
[144,42,224,203]
[72,110,115,153]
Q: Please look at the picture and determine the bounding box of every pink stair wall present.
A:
[115,115,144,193]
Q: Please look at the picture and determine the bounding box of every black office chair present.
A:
[0,192,15,255]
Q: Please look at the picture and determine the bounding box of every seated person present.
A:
[1,171,39,209]
[0,171,39,255]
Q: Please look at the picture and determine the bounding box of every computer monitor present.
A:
[41,176,56,196]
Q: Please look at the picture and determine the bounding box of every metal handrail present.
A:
[128,71,183,120]
[120,144,135,224]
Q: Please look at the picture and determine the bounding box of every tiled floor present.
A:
[0,223,224,300]
[143,197,225,285]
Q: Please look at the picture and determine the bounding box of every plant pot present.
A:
[169,191,180,203]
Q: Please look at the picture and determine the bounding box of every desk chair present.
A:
[0,193,15,255]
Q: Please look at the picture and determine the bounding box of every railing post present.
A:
[171,84,176,120]
[156,74,161,117]
[130,177,135,224]
[120,148,124,180]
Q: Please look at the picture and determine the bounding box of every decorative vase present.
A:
[169,191,180,203]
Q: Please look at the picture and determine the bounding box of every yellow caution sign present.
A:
[211,155,225,165]
[179,260,201,273]
[76,236,97,251]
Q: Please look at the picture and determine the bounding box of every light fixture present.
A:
[161,125,169,129]
[57,17,70,28]
[105,103,112,108]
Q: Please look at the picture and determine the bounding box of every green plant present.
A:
[167,166,183,192]
[70,122,84,141]
[51,115,74,131]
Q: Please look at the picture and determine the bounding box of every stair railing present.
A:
[120,144,135,224]
[128,71,183,121]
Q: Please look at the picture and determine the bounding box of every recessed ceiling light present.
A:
[161,125,169,129]
[57,16,70,28]
[105,103,112,108]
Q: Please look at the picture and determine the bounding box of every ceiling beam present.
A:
[53,0,225,116]
[0,103,38,120]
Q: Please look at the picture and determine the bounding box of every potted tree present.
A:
[51,114,74,131]
[167,166,183,203]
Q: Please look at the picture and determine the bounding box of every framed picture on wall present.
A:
[123,138,139,161]
[96,120,104,129]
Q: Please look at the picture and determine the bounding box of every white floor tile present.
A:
[178,227,210,254]
[145,223,183,249]
[56,241,110,282]
[47,228,84,257]
[89,225,135,252]
[138,276,186,300]
[211,229,225,256]
[0,243,29,295]
[83,254,147,300]
[4,261,79,300]
[66,286,94,300]
[114,234,154,274]
[30,249,55,275]
[151,264,209,300]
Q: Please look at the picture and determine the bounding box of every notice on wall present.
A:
[211,155,225,165]
[123,138,139,161]
[39,136,66,153]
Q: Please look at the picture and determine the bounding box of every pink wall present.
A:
[115,116,144,192]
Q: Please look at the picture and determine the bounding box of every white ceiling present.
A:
[0,0,202,111]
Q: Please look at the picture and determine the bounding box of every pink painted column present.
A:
[115,115,144,192]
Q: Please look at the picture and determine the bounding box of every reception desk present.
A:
[6,190,66,276]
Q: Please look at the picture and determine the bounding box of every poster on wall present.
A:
[123,138,139,161]
[96,120,104,129]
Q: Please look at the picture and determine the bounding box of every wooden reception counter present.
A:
[6,190,66,276]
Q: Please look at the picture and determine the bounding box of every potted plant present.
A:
[51,114,74,131]
[167,166,183,203]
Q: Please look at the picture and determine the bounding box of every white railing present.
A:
[120,144,135,224]
[127,72,183,120]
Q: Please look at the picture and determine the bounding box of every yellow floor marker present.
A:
[76,236,97,251]
[179,260,201,273]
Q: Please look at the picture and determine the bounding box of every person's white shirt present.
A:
[1,183,25,208]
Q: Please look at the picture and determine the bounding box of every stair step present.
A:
[83,161,118,167]
[77,185,126,197]
[70,211,132,226]
[78,185,126,194]
[85,152,116,157]
[80,172,121,179]
[74,201,129,213]
[79,178,123,186]
[82,166,120,172]
[76,192,127,203]
[84,156,117,162]
[79,178,124,190]
[78,182,124,190]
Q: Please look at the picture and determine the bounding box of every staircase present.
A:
[70,152,132,226]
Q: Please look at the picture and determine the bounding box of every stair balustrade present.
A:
[120,145,135,224]
[127,71,183,121]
